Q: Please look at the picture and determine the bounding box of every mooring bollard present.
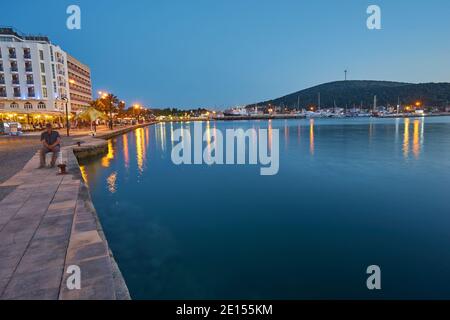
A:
[57,163,68,175]
[57,150,67,174]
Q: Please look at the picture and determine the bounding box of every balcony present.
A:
[0,93,6,98]
[25,67,33,72]
[12,80,20,85]
[9,53,17,59]
[10,67,18,72]
[28,92,35,98]
[0,66,3,72]
[0,79,5,85]
[24,53,32,59]
[27,80,34,85]
[13,92,21,98]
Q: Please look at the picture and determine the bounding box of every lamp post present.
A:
[133,104,139,122]
[62,96,70,136]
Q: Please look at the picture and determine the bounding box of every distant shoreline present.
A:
[158,113,450,123]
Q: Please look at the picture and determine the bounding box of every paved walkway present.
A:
[0,145,129,299]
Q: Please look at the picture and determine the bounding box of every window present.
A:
[53,82,57,93]
[24,48,31,59]
[24,102,32,109]
[10,102,19,109]
[42,87,48,98]
[51,64,55,79]
[40,63,45,73]
[9,48,16,58]
[41,75,46,86]
[37,102,46,109]
[25,61,32,72]
[50,47,54,61]
[39,50,44,60]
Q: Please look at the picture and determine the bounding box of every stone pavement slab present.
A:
[0,146,127,300]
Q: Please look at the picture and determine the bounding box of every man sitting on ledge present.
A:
[39,123,61,168]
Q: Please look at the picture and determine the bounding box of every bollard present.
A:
[57,163,68,175]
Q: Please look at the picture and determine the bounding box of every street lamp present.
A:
[62,96,70,136]
[134,104,142,122]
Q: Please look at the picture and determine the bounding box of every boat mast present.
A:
[318,92,321,111]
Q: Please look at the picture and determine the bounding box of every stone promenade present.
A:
[0,146,130,300]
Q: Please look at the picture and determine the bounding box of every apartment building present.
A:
[67,54,92,113]
[0,27,91,124]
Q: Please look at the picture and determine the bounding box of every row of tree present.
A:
[89,93,153,129]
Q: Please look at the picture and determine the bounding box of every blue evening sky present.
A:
[2,0,450,108]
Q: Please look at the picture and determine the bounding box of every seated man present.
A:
[39,123,61,168]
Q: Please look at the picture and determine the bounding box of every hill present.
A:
[249,81,450,109]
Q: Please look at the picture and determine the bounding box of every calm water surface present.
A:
[80,117,450,299]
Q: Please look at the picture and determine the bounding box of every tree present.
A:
[97,93,119,129]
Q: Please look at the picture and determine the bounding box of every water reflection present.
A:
[123,134,129,168]
[159,122,166,152]
[309,119,315,155]
[395,118,400,143]
[205,121,212,163]
[107,171,117,193]
[412,119,424,159]
[284,120,289,149]
[268,120,272,153]
[403,118,410,158]
[101,140,115,168]
[135,128,146,173]
[79,165,88,183]
[170,122,174,147]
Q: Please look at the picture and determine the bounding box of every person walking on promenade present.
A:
[39,123,61,168]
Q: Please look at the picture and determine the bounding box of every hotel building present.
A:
[67,54,92,113]
[0,27,92,125]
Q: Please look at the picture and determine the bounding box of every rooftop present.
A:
[0,26,50,43]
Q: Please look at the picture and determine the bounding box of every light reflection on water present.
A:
[79,117,450,299]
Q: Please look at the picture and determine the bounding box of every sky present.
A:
[2,0,450,109]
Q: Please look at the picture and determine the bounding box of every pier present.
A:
[0,123,155,299]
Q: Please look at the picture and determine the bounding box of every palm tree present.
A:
[96,93,119,129]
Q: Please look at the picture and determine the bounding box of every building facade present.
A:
[67,54,92,114]
[0,27,90,125]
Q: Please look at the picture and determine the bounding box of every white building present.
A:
[0,27,71,124]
